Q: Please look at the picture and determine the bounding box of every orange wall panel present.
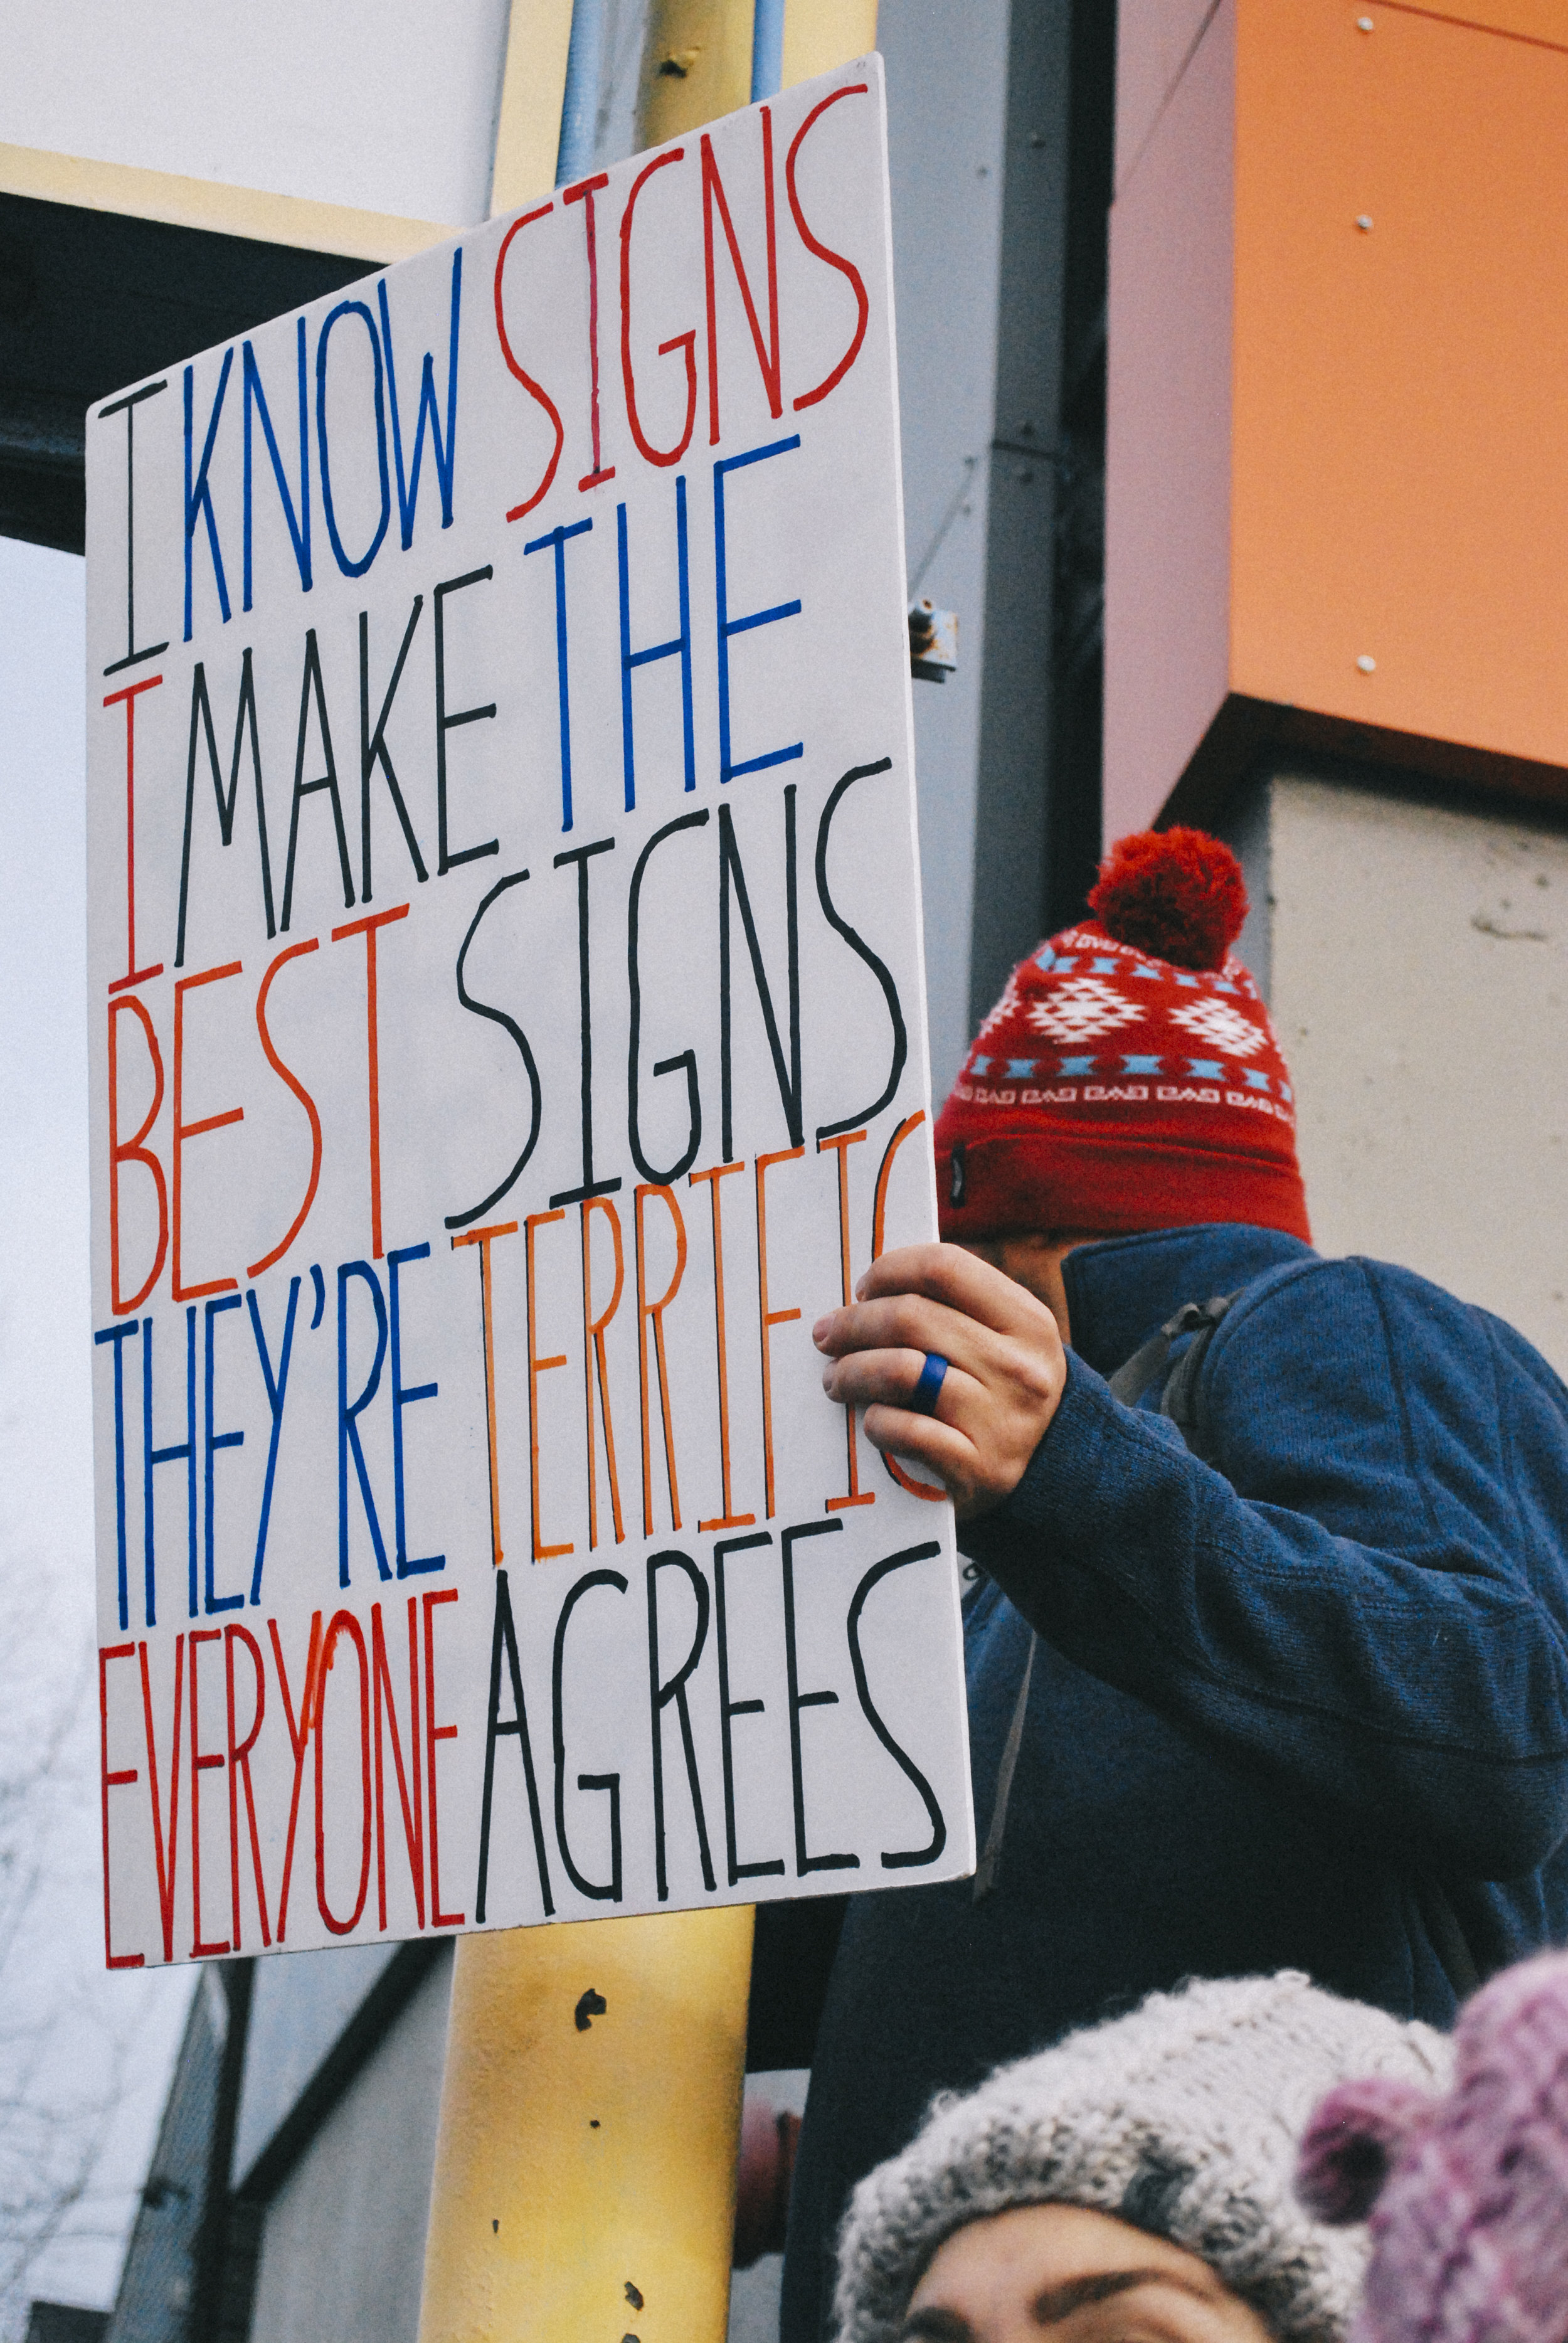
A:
[1105,0,1568,837]
[1232,0,1568,767]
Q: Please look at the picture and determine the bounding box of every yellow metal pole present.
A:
[637,0,754,152]
[489,0,579,215]
[417,1906,755,2343]
[636,0,878,149]
[781,1,879,92]
[423,20,886,2337]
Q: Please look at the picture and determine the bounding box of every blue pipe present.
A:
[556,0,609,186]
[751,0,785,101]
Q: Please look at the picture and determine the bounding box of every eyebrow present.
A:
[1033,2271,1214,2324]
[899,2267,1219,2343]
[900,2312,974,2343]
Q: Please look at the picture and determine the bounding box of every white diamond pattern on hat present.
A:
[978,974,1023,1037]
[1025,977,1141,1045]
[1169,995,1268,1058]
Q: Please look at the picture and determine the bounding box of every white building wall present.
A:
[247,1955,453,2343]
[0,0,511,225]
[1234,772,1568,1379]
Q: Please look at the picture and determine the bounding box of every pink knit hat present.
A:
[1296,1951,1568,2343]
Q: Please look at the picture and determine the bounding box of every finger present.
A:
[858,1401,974,1490]
[822,1346,985,1423]
[854,1242,1057,1341]
[813,1290,1032,1388]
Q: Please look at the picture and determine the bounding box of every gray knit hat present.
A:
[832,1973,1451,2343]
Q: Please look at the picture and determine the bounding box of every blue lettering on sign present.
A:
[184,350,235,640]
[243,322,312,610]
[713,435,803,784]
[379,250,463,551]
[317,300,391,579]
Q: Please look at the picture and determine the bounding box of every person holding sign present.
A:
[784,826,1568,2342]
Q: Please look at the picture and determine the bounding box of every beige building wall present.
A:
[1231,772,1568,1379]
[248,1957,453,2343]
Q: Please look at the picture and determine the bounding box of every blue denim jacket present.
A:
[780,1223,1568,2342]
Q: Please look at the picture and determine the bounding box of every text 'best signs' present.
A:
[87,58,974,1969]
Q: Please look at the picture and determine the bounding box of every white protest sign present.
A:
[87,56,974,1968]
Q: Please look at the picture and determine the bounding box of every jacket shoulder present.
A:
[1198,1253,1568,1553]
[1227,1253,1568,1406]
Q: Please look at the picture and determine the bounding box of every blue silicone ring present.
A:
[909,1352,949,1418]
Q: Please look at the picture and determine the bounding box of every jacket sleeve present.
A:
[961,1257,1568,1880]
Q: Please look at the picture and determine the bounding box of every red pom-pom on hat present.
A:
[1088,827,1248,972]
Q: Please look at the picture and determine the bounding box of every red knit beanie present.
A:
[935,828,1310,1243]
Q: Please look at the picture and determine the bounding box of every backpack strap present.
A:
[1107,1294,1235,1415]
[972,1630,1036,1903]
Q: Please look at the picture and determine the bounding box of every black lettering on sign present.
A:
[646,1549,717,1901]
[713,1531,785,1887]
[719,789,800,1162]
[552,1567,627,1902]
[176,650,275,966]
[282,629,355,930]
[359,596,428,901]
[99,379,171,676]
[847,1543,947,1869]
[780,1518,857,1877]
[814,758,907,1139]
[475,1568,554,1923]
[433,566,499,874]
[627,808,710,1183]
[444,870,542,1232]
[551,839,622,1208]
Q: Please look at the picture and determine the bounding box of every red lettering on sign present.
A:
[109,994,168,1315]
[225,1622,272,1950]
[314,1609,373,1937]
[495,203,566,523]
[270,1610,322,1942]
[104,675,164,992]
[755,1145,805,1520]
[689,1160,754,1535]
[139,1635,184,1964]
[581,1196,627,1549]
[701,110,781,444]
[98,1644,144,1970]
[188,1627,230,1957]
[636,1182,687,1535]
[331,903,410,1260]
[871,1113,945,1504]
[248,937,322,1279]
[423,1589,464,1928]
[564,174,617,491]
[620,150,698,467]
[372,1598,425,1931]
[526,1208,575,1562]
[451,1219,520,1568]
[787,85,871,412]
[818,1129,875,1513]
[172,961,244,1303]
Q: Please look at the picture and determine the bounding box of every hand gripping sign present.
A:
[87,58,975,1968]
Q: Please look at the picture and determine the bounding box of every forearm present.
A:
[963,1356,1568,1878]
